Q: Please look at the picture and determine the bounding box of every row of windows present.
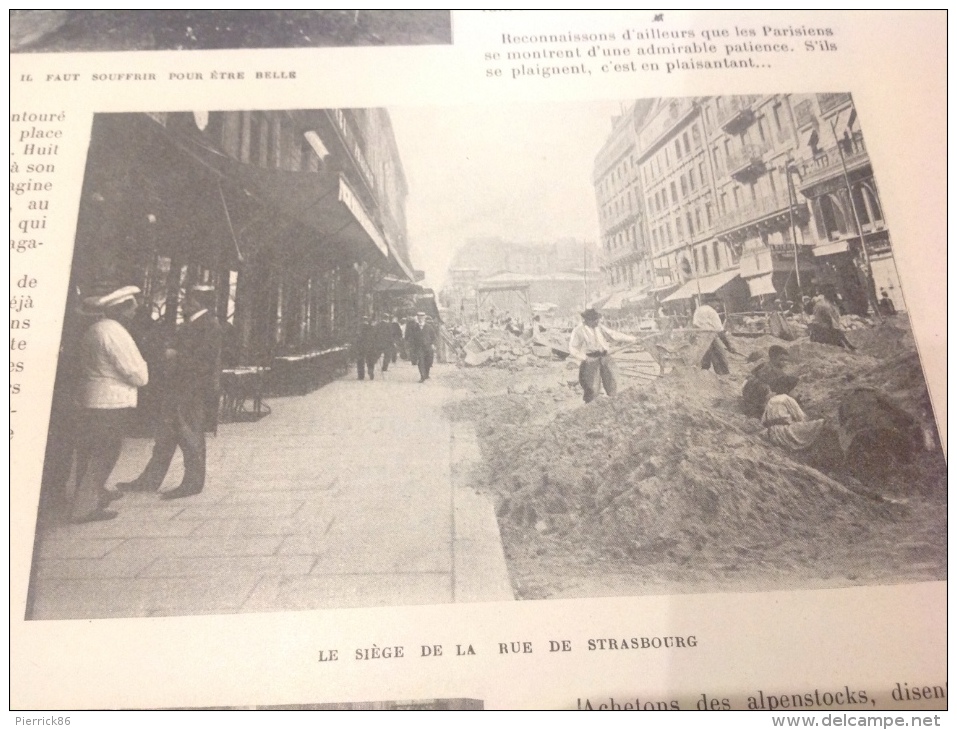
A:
[654,240,736,283]
[606,260,645,288]
[642,122,704,185]
[650,202,716,255]
[646,158,711,217]
[600,187,639,227]
[597,151,638,198]
[604,225,639,254]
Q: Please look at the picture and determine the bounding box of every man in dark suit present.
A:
[118,284,222,500]
[356,316,379,380]
[407,311,438,382]
[403,314,420,367]
[389,315,403,365]
[375,312,397,373]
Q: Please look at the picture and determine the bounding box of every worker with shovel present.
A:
[568,308,636,403]
[692,298,739,375]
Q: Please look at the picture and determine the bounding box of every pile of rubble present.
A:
[453,326,569,369]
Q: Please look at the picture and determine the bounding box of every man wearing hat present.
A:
[71,285,149,522]
[568,308,636,403]
[406,311,438,382]
[119,284,222,500]
[403,313,421,367]
[375,312,397,374]
[356,315,379,380]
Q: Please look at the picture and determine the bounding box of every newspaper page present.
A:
[9,10,947,714]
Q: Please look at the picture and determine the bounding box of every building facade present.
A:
[789,92,897,314]
[592,94,901,315]
[592,101,654,302]
[68,108,417,367]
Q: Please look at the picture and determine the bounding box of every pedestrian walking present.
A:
[404,314,421,367]
[356,316,379,380]
[376,313,397,373]
[389,315,403,365]
[407,311,438,382]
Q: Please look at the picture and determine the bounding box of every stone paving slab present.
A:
[142,555,317,579]
[37,537,126,560]
[106,535,286,560]
[27,363,513,618]
[29,575,260,620]
[239,573,453,612]
[190,515,335,538]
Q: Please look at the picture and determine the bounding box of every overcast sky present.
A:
[389,100,624,290]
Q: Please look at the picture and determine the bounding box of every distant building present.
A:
[443,237,600,318]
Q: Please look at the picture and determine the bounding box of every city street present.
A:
[27,362,512,620]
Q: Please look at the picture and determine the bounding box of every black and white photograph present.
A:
[26,95,945,621]
[10,10,453,53]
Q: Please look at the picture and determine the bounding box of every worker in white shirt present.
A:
[71,285,149,523]
[568,308,637,403]
[691,298,739,375]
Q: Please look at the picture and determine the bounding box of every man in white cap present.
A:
[119,284,222,500]
[71,285,149,523]
[568,308,636,403]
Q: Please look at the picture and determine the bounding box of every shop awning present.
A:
[746,273,777,298]
[622,286,650,306]
[814,240,850,257]
[662,269,740,303]
[375,276,421,293]
[384,236,417,283]
[229,165,390,263]
[600,290,630,311]
[148,118,394,268]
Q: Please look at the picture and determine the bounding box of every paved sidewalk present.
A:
[27,362,512,619]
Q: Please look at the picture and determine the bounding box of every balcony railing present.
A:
[716,95,761,133]
[726,141,772,181]
[794,132,869,190]
[714,188,803,234]
[818,93,852,115]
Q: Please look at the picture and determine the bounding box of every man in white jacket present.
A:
[71,285,149,523]
[568,308,636,403]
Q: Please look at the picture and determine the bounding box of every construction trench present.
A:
[441,312,945,600]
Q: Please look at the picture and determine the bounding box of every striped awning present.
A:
[662,270,741,303]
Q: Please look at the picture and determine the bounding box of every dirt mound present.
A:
[451,317,944,590]
[844,317,916,358]
[490,368,893,564]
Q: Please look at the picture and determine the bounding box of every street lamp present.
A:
[781,159,803,298]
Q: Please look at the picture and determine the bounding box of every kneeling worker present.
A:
[568,308,637,403]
